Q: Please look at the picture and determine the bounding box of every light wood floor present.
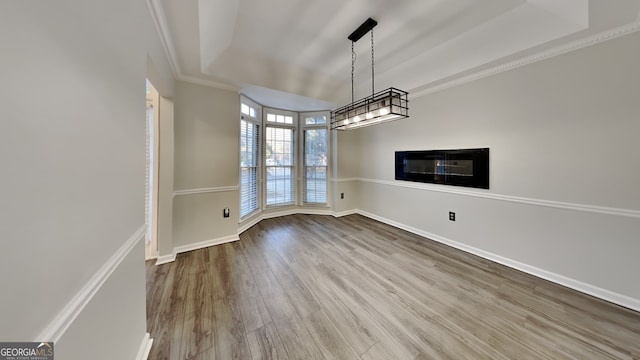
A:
[146,214,640,360]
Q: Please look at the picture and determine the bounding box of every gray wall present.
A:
[339,31,640,308]
[173,81,240,247]
[0,0,174,358]
[332,130,363,214]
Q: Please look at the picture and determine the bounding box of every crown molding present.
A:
[146,0,179,79]
[178,74,240,92]
[147,0,241,93]
[411,21,640,99]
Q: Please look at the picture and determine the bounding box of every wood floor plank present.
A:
[146,214,640,360]
[289,261,379,356]
[246,323,289,360]
[302,309,360,360]
[261,249,321,319]
[361,342,411,360]
[178,308,214,359]
[274,319,325,360]
[210,298,252,360]
[147,314,183,360]
[235,293,272,334]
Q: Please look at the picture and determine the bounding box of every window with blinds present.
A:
[303,115,328,204]
[240,100,260,218]
[265,125,295,206]
[240,101,329,217]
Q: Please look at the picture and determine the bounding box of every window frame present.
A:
[263,107,298,208]
[239,96,262,219]
[300,112,329,205]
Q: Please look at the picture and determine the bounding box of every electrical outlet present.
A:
[449,211,456,221]
[340,192,344,199]
[223,208,230,218]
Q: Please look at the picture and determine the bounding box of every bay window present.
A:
[240,98,329,219]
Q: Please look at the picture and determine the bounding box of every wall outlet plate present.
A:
[223,208,230,218]
[449,211,456,221]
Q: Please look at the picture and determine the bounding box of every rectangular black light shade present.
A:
[330,87,409,130]
[348,18,378,42]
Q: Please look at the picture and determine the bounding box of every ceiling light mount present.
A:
[347,17,377,42]
[331,17,409,131]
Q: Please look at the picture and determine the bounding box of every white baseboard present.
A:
[156,235,240,264]
[332,209,358,218]
[174,234,239,255]
[239,207,334,234]
[155,252,176,265]
[238,215,262,234]
[157,205,640,311]
[36,225,146,342]
[356,209,640,313]
[136,333,153,360]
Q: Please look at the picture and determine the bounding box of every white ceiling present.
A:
[152,0,640,110]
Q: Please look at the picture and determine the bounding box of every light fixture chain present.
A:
[371,29,375,95]
[351,41,355,103]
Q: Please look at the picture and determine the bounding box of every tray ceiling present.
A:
[151,0,640,109]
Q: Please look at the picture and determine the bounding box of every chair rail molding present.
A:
[172,185,239,197]
[36,225,146,342]
[350,177,640,219]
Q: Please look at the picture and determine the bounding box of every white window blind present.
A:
[265,125,295,206]
[240,117,260,217]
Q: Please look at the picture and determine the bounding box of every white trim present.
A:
[174,235,239,255]
[146,0,179,78]
[354,209,640,312]
[136,333,153,360]
[332,209,358,218]
[330,177,358,183]
[349,177,640,219]
[237,206,640,311]
[145,250,159,261]
[179,74,240,92]
[147,0,239,92]
[156,235,240,264]
[412,21,640,98]
[173,185,239,197]
[36,225,146,342]
[238,215,263,235]
[155,251,177,265]
[239,207,334,234]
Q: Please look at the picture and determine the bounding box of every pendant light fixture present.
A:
[330,18,409,130]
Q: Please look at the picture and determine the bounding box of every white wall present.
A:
[173,81,240,248]
[0,0,173,358]
[341,31,640,309]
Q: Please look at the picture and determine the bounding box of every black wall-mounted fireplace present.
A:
[395,148,489,189]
